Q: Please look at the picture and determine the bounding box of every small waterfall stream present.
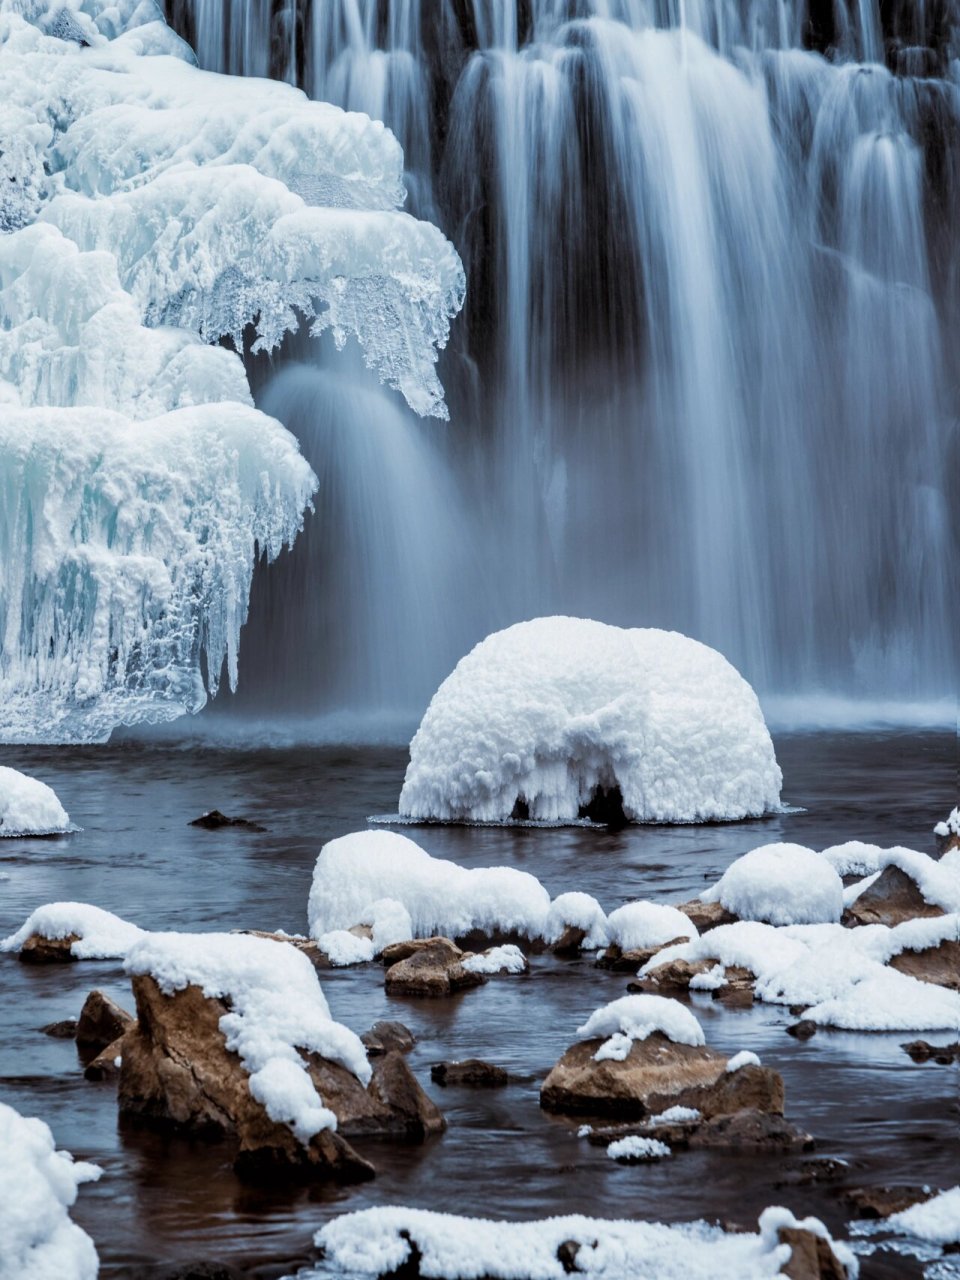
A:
[184,0,959,727]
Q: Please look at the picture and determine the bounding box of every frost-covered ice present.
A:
[888,1188,960,1246]
[311,1204,857,1279]
[577,995,705,1062]
[0,5,464,742]
[462,944,528,975]
[0,1100,101,1280]
[606,901,697,950]
[1,901,145,958]
[0,766,70,835]
[308,830,551,942]
[700,843,844,925]
[398,618,783,824]
[125,931,370,1144]
[726,1050,762,1073]
[607,1135,671,1160]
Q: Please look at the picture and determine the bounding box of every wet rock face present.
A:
[76,989,135,1061]
[628,958,715,994]
[596,940,688,971]
[306,1051,445,1141]
[777,1226,849,1279]
[361,1021,416,1056]
[676,899,738,932]
[118,975,374,1182]
[889,938,960,989]
[84,1036,126,1082]
[18,932,79,963]
[842,1185,936,1219]
[539,1032,784,1120]
[384,938,485,997]
[901,1039,960,1064]
[842,865,946,927]
[431,1059,508,1087]
[589,1109,813,1153]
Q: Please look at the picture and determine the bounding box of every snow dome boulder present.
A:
[700,844,844,927]
[398,618,783,824]
[0,767,70,836]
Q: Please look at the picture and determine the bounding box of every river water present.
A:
[0,730,955,1278]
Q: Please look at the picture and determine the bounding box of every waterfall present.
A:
[178,0,959,726]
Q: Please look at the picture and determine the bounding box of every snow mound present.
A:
[701,843,844,925]
[577,995,705,1062]
[312,1205,856,1279]
[398,618,783,824]
[607,1135,671,1161]
[308,830,551,942]
[650,1106,701,1123]
[544,892,609,948]
[889,1187,960,1246]
[606,901,697,950]
[726,1050,762,1073]
[0,1100,101,1280]
[934,809,959,839]
[818,841,888,877]
[462,944,527,975]
[1,902,145,958]
[125,931,370,1143]
[0,766,70,836]
[0,8,464,741]
[318,898,414,966]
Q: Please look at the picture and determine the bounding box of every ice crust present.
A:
[312,1204,857,1279]
[0,901,146,957]
[308,830,552,942]
[0,6,464,742]
[124,931,371,1143]
[0,1100,101,1280]
[0,765,70,835]
[701,843,844,925]
[398,618,783,824]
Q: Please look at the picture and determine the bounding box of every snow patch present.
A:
[889,1188,960,1247]
[726,1050,761,1073]
[606,1135,671,1161]
[0,1100,101,1280]
[1,902,145,958]
[462,944,527,975]
[934,809,959,839]
[0,766,70,836]
[577,995,705,1061]
[398,618,783,824]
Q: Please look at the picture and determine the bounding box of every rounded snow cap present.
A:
[398,617,782,824]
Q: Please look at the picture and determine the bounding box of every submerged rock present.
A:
[41,1017,78,1038]
[119,975,375,1182]
[431,1059,508,1087]
[190,810,266,833]
[901,1039,960,1064]
[841,1185,936,1219]
[842,865,945,927]
[361,1021,416,1056]
[384,937,485,998]
[540,1032,783,1120]
[76,989,135,1061]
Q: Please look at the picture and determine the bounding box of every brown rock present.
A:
[236,931,331,970]
[778,1226,848,1279]
[787,1020,818,1040]
[842,1185,936,1219]
[628,958,714,994]
[676,899,737,932]
[19,933,79,963]
[119,975,373,1182]
[889,939,960,989]
[381,937,455,966]
[189,810,266,832]
[596,940,687,972]
[41,1018,78,1038]
[690,1110,814,1152]
[431,1059,508,1087]
[711,965,756,1007]
[540,1032,783,1120]
[842,865,946,928]
[76,989,135,1061]
[384,939,485,997]
[84,1035,127,1081]
[361,1021,416,1056]
[306,1050,445,1140]
[901,1039,960,1064]
[552,925,587,956]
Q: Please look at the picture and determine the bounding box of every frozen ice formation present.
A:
[398,618,783,824]
[310,1204,858,1279]
[700,843,844,926]
[308,830,552,942]
[0,3,464,742]
[125,931,371,1143]
[0,766,70,835]
[0,1100,101,1280]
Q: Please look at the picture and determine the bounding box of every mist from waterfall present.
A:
[178,0,959,732]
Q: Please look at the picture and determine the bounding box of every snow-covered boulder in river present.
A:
[0,766,70,836]
[0,2,464,743]
[399,618,783,823]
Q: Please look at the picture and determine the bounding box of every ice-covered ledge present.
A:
[0,1,464,742]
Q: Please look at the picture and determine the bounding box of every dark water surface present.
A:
[0,732,956,1278]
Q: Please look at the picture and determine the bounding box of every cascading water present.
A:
[182,0,959,728]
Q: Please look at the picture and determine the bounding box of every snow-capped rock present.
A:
[398,618,783,824]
